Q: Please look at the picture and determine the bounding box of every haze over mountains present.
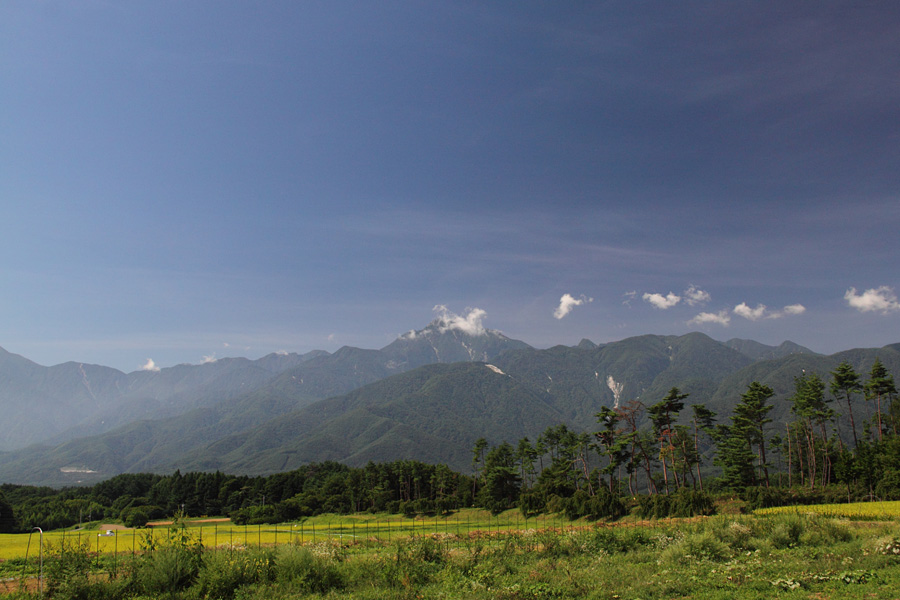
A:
[2,315,898,487]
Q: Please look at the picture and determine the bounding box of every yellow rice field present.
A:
[754,500,900,519]
[0,510,568,561]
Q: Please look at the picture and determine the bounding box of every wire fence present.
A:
[2,511,696,597]
[57,512,578,555]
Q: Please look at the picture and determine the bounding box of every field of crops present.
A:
[754,500,900,519]
[0,509,571,562]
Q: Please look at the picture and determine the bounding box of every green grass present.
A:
[5,512,900,599]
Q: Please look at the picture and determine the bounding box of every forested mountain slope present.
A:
[0,320,530,485]
[1,332,896,486]
[177,335,900,475]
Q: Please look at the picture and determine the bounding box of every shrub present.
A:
[660,530,730,564]
[379,537,446,588]
[770,514,804,549]
[801,517,853,546]
[705,518,755,551]
[669,489,716,517]
[637,489,716,519]
[583,527,649,555]
[518,491,544,517]
[275,544,344,594]
[43,536,96,599]
[133,524,203,596]
[195,547,275,599]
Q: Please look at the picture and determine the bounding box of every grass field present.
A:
[3,511,900,599]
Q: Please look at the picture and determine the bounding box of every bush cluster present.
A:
[636,489,716,519]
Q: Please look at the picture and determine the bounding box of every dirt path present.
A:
[0,577,39,595]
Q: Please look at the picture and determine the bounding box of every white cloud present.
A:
[689,310,731,326]
[141,358,161,372]
[773,304,806,318]
[643,291,681,310]
[201,354,217,364]
[845,286,900,314]
[433,305,488,336]
[684,285,711,306]
[622,291,637,306]
[734,302,807,321]
[553,293,593,319]
[734,302,767,321]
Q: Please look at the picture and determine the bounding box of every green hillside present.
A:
[1,333,897,487]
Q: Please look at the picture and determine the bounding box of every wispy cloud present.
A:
[845,286,900,314]
[201,354,217,364]
[622,291,637,306]
[684,285,711,306]
[734,302,807,321]
[776,304,806,318]
[141,358,161,372]
[433,305,488,336]
[643,291,681,310]
[689,310,731,326]
[553,293,593,319]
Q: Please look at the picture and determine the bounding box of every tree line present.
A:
[1,358,897,532]
[0,460,476,532]
[475,357,900,517]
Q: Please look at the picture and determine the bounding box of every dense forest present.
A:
[2,358,898,533]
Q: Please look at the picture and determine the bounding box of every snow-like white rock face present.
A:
[485,364,505,375]
[607,375,624,409]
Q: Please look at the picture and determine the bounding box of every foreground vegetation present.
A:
[3,512,900,599]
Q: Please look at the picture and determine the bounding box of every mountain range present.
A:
[2,318,898,487]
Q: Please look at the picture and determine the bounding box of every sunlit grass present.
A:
[755,500,900,520]
[5,513,900,599]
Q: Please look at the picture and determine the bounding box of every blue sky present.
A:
[2,2,899,373]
